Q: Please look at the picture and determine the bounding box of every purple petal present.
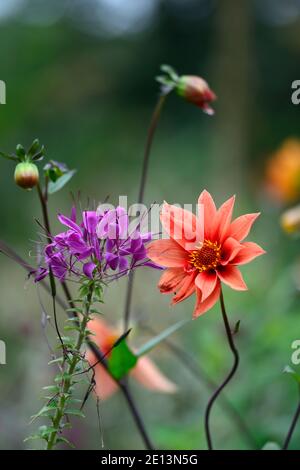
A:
[76,247,94,260]
[83,211,98,234]
[58,213,82,234]
[70,206,77,222]
[83,262,96,279]
[118,256,129,271]
[34,267,49,282]
[105,252,119,270]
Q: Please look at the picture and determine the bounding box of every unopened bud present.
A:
[281,205,300,234]
[176,75,216,115]
[14,162,39,189]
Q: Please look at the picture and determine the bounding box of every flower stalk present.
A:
[204,288,239,450]
[46,284,94,450]
[282,395,300,450]
[124,94,166,332]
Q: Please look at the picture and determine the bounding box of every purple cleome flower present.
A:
[35,206,160,283]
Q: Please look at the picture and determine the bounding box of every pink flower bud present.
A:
[176,75,216,115]
[14,161,39,189]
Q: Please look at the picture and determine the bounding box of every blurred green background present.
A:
[1,0,300,450]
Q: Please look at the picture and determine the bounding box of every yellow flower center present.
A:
[189,239,221,272]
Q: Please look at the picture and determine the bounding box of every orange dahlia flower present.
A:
[147,190,265,317]
[86,317,177,399]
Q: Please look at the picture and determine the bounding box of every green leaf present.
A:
[24,434,45,443]
[0,151,18,162]
[160,64,179,81]
[29,403,57,423]
[108,338,137,380]
[48,169,76,194]
[136,319,190,357]
[262,441,281,450]
[48,357,64,365]
[56,436,75,448]
[28,139,40,157]
[42,385,59,393]
[283,365,300,384]
[16,144,26,158]
[65,409,85,418]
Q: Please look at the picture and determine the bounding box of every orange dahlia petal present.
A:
[193,282,221,318]
[231,241,266,265]
[147,238,187,267]
[195,271,218,301]
[228,213,260,242]
[217,265,248,291]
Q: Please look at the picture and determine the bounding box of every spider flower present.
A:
[86,317,177,399]
[35,206,159,283]
[147,190,265,317]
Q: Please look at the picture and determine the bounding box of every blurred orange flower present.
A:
[147,190,265,317]
[86,317,177,399]
[265,138,300,203]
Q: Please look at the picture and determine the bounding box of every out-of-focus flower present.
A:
[281,205,300,234]
[176,76,216,115]
[34,206,160,283]
[265,139,300,203]
[14,161,39,189]
[147,190,265,318]
[86,317,177,399]
[156,64,216,115]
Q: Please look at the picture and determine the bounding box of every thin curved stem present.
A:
[142,324,257,449]
[124,94,167,332]
[204,288,240,450]
[282,396,300,450]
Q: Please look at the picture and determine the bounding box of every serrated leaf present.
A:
[56,436,75,448]
[42,385,59,393]
[29,404,57,423]
[48,169,76,194]
[65,408,85,418]
[48,357,64,365]
[24,434,45,443]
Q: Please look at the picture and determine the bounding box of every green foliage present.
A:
[136,319,190,357]
[47,169,76,194]
[284,366,300,385]
[108,337,137,380]
[27,283,101,449]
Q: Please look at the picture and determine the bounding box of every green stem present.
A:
[46,286,94,450]
[282,394,300,450]
[204,288,240,450]
[124,94,166,332]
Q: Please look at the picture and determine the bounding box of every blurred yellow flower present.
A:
[266,138,300,203]
[281,205,300,234]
